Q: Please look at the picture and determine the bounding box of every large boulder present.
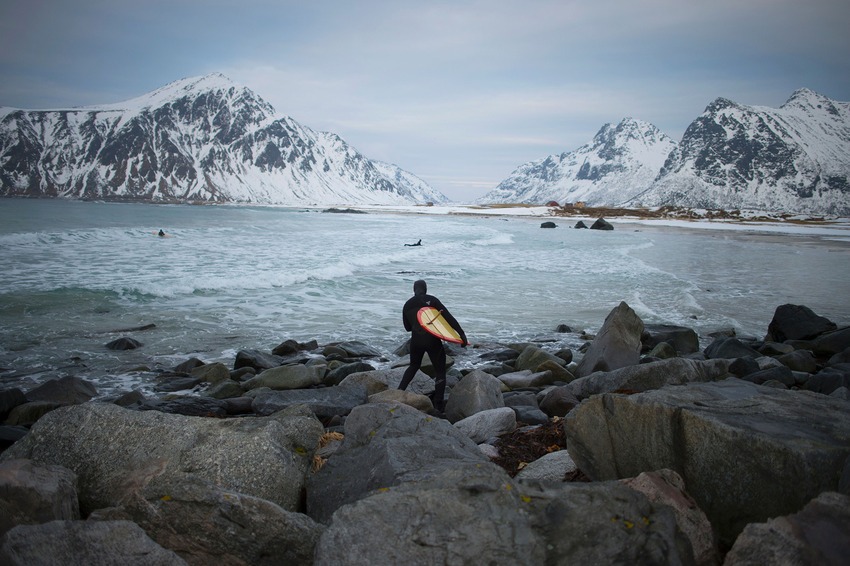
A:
[0,459,80,537]
[620,469,718,566]
[724,491,850,566]
[305,403,487,524]
[766,304,837,342]
[444,369,505,424]
[340,367,431,396]
[642,324,700,355]
[0,520,186,566]
[811,327,850,357]
[566,357,730,400]
[453,407,517,443]
[25,376,97,405]
[564,378,850,547]
[0,403,324,514]
[704,337,761,359]
[242,363,325,390]
[250,384,369,419]
[575,301,644,377]
[514,345,565,372]
[314,464,544,565]
[99,474,323,565]
[314,463,695,565]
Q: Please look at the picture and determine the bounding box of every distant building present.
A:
[546,200,560,207]
[575,201,587,208]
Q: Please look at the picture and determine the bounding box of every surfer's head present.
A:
[413,279,427,295]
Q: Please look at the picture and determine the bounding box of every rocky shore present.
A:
[1,302,849,564]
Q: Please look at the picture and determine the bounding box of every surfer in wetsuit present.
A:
[398,279,467,414]
[404,239,422,247]
[158,229,165,237]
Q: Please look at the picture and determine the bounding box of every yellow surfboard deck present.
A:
[417,306,463,344]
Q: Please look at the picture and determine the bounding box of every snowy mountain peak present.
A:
[478,117,676,206]
[0,75,448,205]
[482,89,849,215]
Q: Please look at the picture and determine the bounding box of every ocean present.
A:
[2,198,849,398]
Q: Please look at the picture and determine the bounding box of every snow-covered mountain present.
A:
[0,74,449,205]
[481,89,850,215]
[479,118,676,206]
[629,89,850,215]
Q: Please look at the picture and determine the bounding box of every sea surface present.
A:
[2,198,849,398]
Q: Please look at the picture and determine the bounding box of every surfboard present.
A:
[417,306,464,344]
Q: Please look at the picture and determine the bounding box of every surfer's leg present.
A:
[430,345,448,412]
[399,340,426,390]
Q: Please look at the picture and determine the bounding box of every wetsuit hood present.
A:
[413,279,427,295]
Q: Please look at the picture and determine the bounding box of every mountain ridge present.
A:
[0,74,449,205]
[480,89,850,215]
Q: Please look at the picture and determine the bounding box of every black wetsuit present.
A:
[398,287,466,411]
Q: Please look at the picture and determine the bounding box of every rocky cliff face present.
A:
[481,89,850,215]
[630,89,850,214]
[480,118,676,206]
[0,74,448,205]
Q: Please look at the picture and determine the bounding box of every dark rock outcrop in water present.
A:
[1,303,849,563]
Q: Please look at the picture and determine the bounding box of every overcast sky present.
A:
[2,0,849,201]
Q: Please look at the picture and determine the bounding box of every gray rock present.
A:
[741,365,795,387]
[174,357,205,373]
[567,357,730,400]
[758,341,795,356]
[330,341,382,358]
[153,376,202,393]
[811,327,850,357]
[453,407,516,443]
[111,475,324,565]
[368,389,433,412]
[0,389,27,421]
[642,324,700,355]
[0,520,186,565]
[141,396,227,417]
[564,378,850,548]
[766,304,837,342]
[538,386,580,417]
[251,384,368,419]
[0,459,80,537]
[511,406,550,425]
[805,365,850,395]
[204,379,244,399]
[776,349,818,373]
[621,469,718,566]
[233,349,282,372]
[243,363,325,390]
[324,361,375,386]
[105,337,143,350]
[515,449,576,481]
[648,341,678,359]
[1,402,323,514]
[189,362,230,384]
[522,480,695,564]
[503,391,538,408]
[828,346,850,366]
[314,464,543,565]
[575,301,644,377]
[25,376,97,405]
[704,337,761,359]
[514,345,565,372]
[574,220,588,228]
[4,401,62,426]
[444,369,505,424]
[540,221,557,228]
[496,369,557,389]
[305,403,487,524]
[831,387,850,401]
[342,367,431,395]
[590,217,614,230]
[724,491,850,566]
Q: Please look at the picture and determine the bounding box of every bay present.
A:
[1,198,848,397]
